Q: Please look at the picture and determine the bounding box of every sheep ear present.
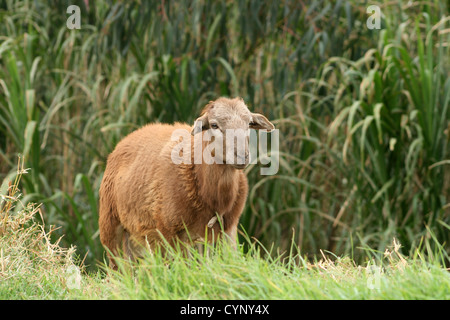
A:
[191,113,209,135]
[250,113,275,131]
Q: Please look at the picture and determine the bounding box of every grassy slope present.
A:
[3,240,450,300]
[1,173,449,300]
[100,241,450,300]
[2,209,449,300]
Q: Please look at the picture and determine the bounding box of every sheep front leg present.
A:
[224,224,238,250]
[207,214,238,249]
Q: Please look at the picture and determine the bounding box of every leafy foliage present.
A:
[0,0,448,268]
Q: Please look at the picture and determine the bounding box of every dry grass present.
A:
[0,158,79,297]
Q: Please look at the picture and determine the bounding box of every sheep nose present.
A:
[236,153,249,165]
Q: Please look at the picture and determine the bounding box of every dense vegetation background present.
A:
[0,0,448,269]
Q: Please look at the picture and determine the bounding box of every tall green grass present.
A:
[0,0,448,268]
[100,234,450,300]
[248,3,450,260]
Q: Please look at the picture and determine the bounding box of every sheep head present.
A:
[191,97,274,169]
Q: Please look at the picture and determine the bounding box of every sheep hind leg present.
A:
[99,210,123,270]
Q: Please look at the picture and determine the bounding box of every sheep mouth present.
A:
[231,163,248,170]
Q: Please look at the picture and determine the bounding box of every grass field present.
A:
[2,217,450,300]
[1,172,449,300]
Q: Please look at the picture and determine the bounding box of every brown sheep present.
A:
[98,97,274,268]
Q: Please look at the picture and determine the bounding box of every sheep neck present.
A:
[194,162,239,215]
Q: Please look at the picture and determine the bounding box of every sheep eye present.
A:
[210,123,219,129]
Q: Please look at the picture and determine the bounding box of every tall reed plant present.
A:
[0,0,448,267]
